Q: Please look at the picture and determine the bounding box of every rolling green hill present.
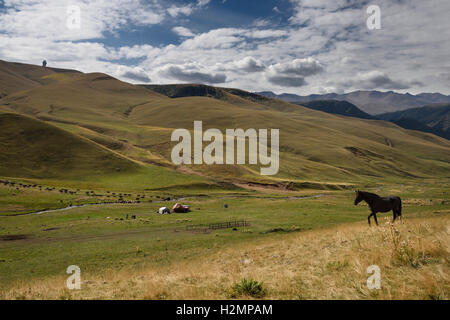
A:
[0,111,212,191]
[1,60,450,188]
[0,60,81,97]
[128,92,450,183]
[0,112,139,179]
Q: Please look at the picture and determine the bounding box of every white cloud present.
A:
[233,56,266,73]
[113,45,156,60]
[197,0,211,6]
[268,58,324,77]
[116,65,151,83]
[283,0,450,93]
[248,29,287,39]
[0,35,109,64]
[355,71,417,90]
[172,26,196,38]
[158,62,226,84]
[216,56,265,73]
[264,58,324,87]
[0,0,165,41]
[167,5,193,18]
[167,0,210,18]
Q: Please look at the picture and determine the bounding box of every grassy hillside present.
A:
[142,84,301,112]
[0,112,140,179]
[0,59,81,97]
[1,72,163,122]
[378,104,450,139]
[1,60,450,187]
[130,93,450,183]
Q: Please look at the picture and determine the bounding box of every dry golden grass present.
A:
[2,216,448,300]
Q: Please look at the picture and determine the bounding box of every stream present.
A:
[8,194,326,216]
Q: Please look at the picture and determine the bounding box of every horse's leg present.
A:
[373,213,379,226]
[392,210,397,222]
[368,213,372,226]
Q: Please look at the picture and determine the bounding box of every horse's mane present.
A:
[361,191,381,199]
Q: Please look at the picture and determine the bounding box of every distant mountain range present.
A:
[288,98,450,140]
[378,104,450,140]
[257,90,450,115]
[297,100,373,120]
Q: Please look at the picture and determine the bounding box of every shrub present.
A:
[228,278,267,298]
[382,223,444,268]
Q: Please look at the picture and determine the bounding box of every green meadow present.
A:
[0,179,448,290]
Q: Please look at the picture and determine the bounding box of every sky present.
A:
[0,0,449,95]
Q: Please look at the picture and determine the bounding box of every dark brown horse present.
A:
[354,190,402,226]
